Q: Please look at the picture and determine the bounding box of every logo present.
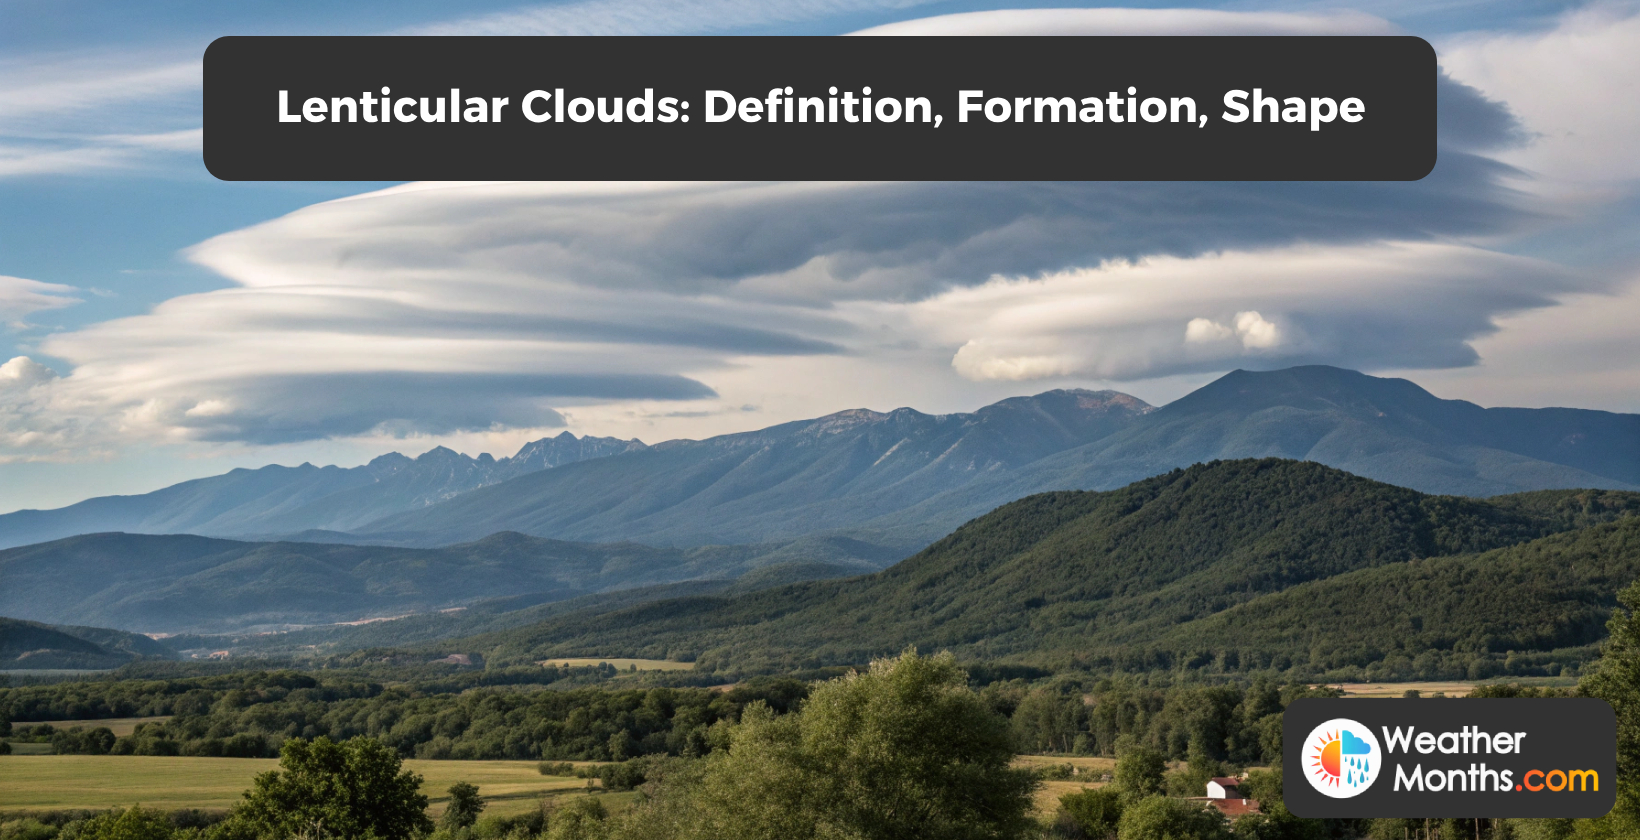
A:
[1303,718,1382,798]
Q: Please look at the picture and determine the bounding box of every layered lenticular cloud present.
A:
[918,243,1581,382]
[2,4,1634,459]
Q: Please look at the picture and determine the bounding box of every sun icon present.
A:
[1310,730,1344,787]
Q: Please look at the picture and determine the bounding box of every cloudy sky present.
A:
[2,0,1637,514]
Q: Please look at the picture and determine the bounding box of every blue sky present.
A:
[2,0,1637,513]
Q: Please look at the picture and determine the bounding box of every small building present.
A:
[1206,777,1243,799]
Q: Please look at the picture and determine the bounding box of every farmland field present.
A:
[0,756,606,817]
[1015,755,1115,816]
[0,753,1114,820]
[1330,681,1479,697]
[1325,677,1581,698]
[22,716,172,737]
[536,658,695,671]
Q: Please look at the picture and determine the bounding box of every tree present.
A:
[1059,787,1124,839]
[1113,746,1167,800]
[222,736,432,840]
[617,649,1037,840]
[1012,690,1086,754]
[1164,747,1224,797]
[440,782,485,830]
[77,806,175,840]
[547,797,610,840]
[1581,580,1640,819]
[1116,795,1228,840]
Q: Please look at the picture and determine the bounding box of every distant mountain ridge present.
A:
[0,432,644,550]
[0,616,177,670]
[358,389,1155,548]
[355,367,1639,549]
[0,530,893,635]
[3,366,1637,554]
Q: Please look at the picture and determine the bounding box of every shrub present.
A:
[1058,787,1123,839]
[439,782,485,831]
[1115,795,1227,840]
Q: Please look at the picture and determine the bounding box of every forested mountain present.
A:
[0,432,643,549]
[431,460,1640,680]
[1142,516,1640,675]
[0,531,888,635]
[0,616,177,670]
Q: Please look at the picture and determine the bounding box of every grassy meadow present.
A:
[1331,681,1479,697]
[0,753,1100,821]
[1014,755,1116,816]
[0,755,610,818]
[1325,677,1578,698]
[535,658,694,671]
[30,716,172,736]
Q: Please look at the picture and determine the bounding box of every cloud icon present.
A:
[1341,730,1372,755]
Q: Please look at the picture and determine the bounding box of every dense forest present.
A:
[406,461,1640,679]
[2,661,1347,765]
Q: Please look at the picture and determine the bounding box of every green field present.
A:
[22,716,173,737]
[537,658,695,671]
[0,756,608,817]
[0,753,1092,821]
[1326,677,1578,698]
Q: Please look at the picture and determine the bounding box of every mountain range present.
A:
[1,364,1638,652]
[0,531,893,635]
[10,365,1631,556]
[0,432,644,550]
[415,459,1640,679]
[353,365,1640,549]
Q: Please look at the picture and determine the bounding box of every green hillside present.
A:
[0,617,177,670]
[430,459,1640,678]
[1139,516,1640,677]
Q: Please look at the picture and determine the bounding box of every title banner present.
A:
[1284,698,1616,819]
[203,35,1436,181]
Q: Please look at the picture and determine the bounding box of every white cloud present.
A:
[925,242,1580,382]
[0,356,60,388]
[0,52,197,120]
[4,5,1630,460]
[0,129,201,177]
[0,356,104,464]
[409,0,935,36]
[1183,312,1281,349]
[1185,317,1234,344]
[1387,268,1640,414]
[0,275,80,326]
[0,50,201,178]
[1440,2,1640,198]
[852,7,1397,36]
[1235,311,1282,349]
[0,164,1581,453]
